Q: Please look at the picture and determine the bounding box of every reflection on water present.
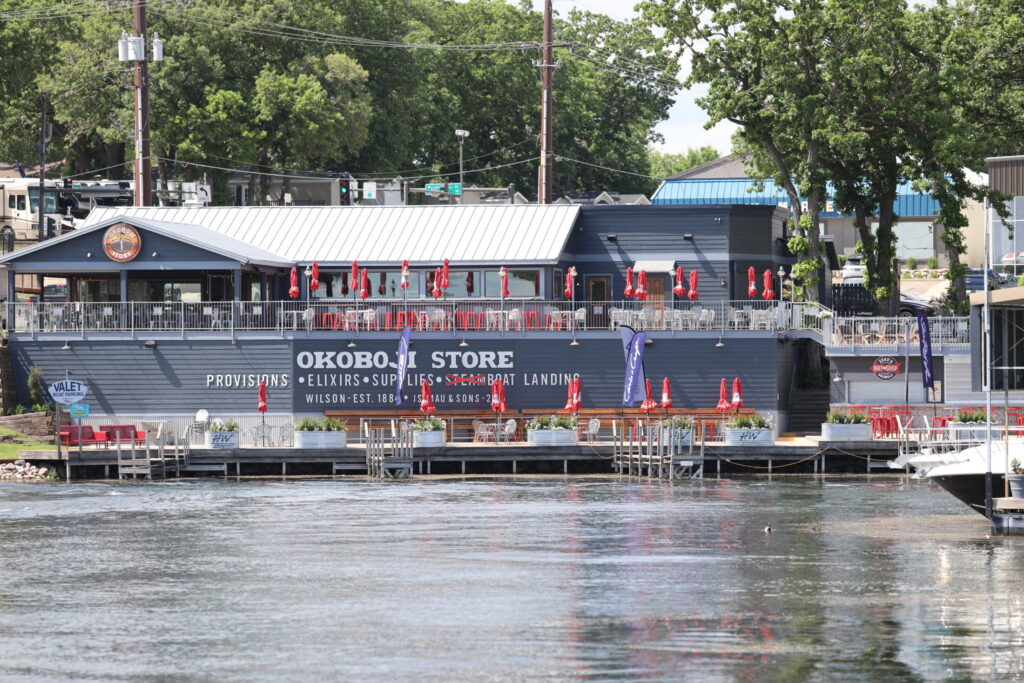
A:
[1,476,1023,680]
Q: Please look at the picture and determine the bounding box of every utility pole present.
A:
[37,98,48,242]
[132,0,151,206]
[536,0,555,204]
[455,129,469,205]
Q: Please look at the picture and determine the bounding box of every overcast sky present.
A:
[533,0,737,156]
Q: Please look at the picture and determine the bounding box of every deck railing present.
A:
[5,298,964,345]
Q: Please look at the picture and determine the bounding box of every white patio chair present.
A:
[302,307,315,332]
[504,419,518,442]
[585,418,600,443]
[574,307,587,331]
[508,308,523,331]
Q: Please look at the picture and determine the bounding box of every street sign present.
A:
[425,183,444,196]
[362,181,377,200]
[48,379,88,405]
[69,403,90,418]
[448,183,462,196]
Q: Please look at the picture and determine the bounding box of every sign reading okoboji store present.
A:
[292,340,586,412]
[102,222,142,262]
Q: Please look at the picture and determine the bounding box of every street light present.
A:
[455,129,470,204]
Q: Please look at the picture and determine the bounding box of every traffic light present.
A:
[340,178,351,206]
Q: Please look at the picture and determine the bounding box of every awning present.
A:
[632,260,675,274]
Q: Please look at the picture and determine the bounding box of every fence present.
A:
[825,316,970,349]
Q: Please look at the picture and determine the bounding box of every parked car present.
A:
[839,255,865,282]
[832,281,938,316]
[964,268,1001,293]
[42,284,68,302]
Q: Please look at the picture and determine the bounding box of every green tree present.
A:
[648,147,719,179]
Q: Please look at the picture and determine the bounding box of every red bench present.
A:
[99,425,146,445]
[59,425,108,446]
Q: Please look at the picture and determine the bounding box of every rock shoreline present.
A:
[0,460,48,481]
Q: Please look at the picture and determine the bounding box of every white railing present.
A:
[5,298,967,345]
[825,316,970,349]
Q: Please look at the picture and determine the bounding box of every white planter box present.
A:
[660,428,694,446]
[294,431,347,448]
[204,431,238,449]
[820,423,872,441]
[527,429,578,446]
[413,430,446,448]
[949,423,993,441]
[724,428,773,446]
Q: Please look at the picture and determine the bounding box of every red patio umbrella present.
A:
[257,380,268,412]
[310,261,320,292]
[288,267,300,299]
[762,268,775,300]
[563,270,574,299]
[564,377,582,413]
[635,270,648,301]
[400,260,410,290]
[660,377,673,410]
[640,379,658,413]
[442,258,450,289]
[432,267,443,298]
[688,269,699,301]
[717,378,732,412]
[673,266,686,297]
[350,261,359,295]
[359,268,370,299]
[491,379,507,414]
[624,267,635,298]
[420,379,436,415]
[499,266,510,298]
[748,266,757,297]
[731,377,743,411]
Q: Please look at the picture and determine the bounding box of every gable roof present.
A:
[0,215,292,267]
[81,205,581,265]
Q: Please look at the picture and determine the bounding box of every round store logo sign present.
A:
[102,223,142,262]
[870,356,902,380]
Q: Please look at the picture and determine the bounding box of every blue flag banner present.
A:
[394,326,412,406]
[916,311,934,389]
[620,325,647,406]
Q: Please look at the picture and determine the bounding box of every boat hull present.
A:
[930,473,1006,515]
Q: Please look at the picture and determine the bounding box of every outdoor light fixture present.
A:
[833,370,844,383]
[606,233,617,242]
[720,277,727,287]
[61,340,71,350]
[144,339,157,350]
[644,337,654,346]
[151,251,158,258]
[715,336,725,348]
[458,338,468,347]
[570,338,580,346]
[304,265,312,279]
[85,252,92,259]
[347,339,357,348]
[683,233,694,241]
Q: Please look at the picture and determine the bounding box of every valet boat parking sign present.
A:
[48,379,89,405]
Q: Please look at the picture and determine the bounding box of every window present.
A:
[554,268,564,299]
[7,195,13,209]
[311,271,420,299]
[27,188,55,213]
[484,269,540,297]
[427,270,479,298]
[15,195,26,212]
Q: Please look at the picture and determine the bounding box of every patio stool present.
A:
[524,311,540,329]
[319,312,336,330]
[474,312,486,330]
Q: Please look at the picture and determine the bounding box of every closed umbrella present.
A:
[257,380,268,446]
[432,267,443,298]
[400,260,410,290]
[310,261,320,292]
[442,258,450,289]
[624,267,635,299]
[660,377,673,410]
[762,269,775,300]
[688,269,699,301]
[635,270,648,301]
[641,379,658,413]
[360,268,370,300]
[573,377,582,412]
[499,266,510,298]
[420,379,436,415]
[492,378,507,441]
[673,266,686,297]
[717,378,732,412]
[731,377,743,412]
[748,266,757,297]
[288,267,300,299]
[564,270,574,299]
[565,377,581,413]
[350,260,359,302]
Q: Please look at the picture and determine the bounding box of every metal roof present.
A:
[0,215,291,267]
[651,178,941,218]
[82,205,581,265]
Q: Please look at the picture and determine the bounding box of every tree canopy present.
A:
[2,0,684,200]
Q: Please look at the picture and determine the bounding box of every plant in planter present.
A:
[1008,458,1024,499]
[294,417,348,448]
[411,417,446,447]
[526,415,579,446]
[205,419,240,448]
[724,414,773,445]
[660,416,694,446]
[821,411,871,441]
[951,409,992,441]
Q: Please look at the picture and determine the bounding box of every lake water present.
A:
[1,475,1023,681]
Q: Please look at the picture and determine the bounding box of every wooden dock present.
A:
[17,437,902,480]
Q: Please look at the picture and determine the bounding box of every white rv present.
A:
[0,178,61,245]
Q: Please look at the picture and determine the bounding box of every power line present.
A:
[554,154,666,180]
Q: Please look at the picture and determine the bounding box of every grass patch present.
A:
[0,427,55,460]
